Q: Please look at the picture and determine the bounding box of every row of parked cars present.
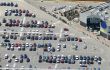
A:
[21,34,57,41]
[43,44,66,52]
[5,9,36,18]
[2,18,55,28]
[4,54,30,63]
[39,55,102,65]
[1,33,58,42]
[3,42,66,52]
[66,36,82,42]
[2,42,51,47]
[0,2,18,7]
[2,34,18,40]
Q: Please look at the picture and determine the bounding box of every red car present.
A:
[64,28,69,31]
[15,43,19,47]
[78,38,82,42]
[43,48,47,51]
[60,59,64,63]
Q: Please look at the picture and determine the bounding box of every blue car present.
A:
[20,54,23,59]
[24,54,28,59]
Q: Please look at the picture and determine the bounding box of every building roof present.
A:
[80,2,110,25]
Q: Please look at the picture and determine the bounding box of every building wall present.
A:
[100,31,110,40]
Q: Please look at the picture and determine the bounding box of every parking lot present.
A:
[0,0,110,70]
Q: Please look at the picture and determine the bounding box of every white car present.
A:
[18,47,21,50]
[6,64,9,67]
[7,47,10,50]
[4,54,8,59]
[57,44,61,48]
[12,54,16,58]
[26,43,29,47]
[11,46,14,50]
[15,58,19,62]
[11,43,14,47]
[75,55,79,60]
[48,47,51,52]
[63,44,66,48]
[57,48,60,51]
[36,30,39,32]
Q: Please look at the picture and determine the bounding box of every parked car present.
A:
[20,58,23,63]
[64,28,69,31]
[63,44,66,48]
[26,58,30,62]
[51,47,55,52]
[4,54,9,59]
[15,58,19,62]
[24,54,28,59]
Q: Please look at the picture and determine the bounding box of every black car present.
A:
[53,37,57,40]
[71,37,74,41]
[49,36,52,40]
[8,59,12,63]
[24,54,27,59]
[90,60,94,64]
[2,18,7,23]
[52,59,56,63]
[26,58,30,62]
[14,3,18,7]
[39,59,42,63]
[80,56,83,60]
[10,2,14,7]
[83,56,87,60]
[51,47,55,52]
[33,47,36,51]
[98,57,102,61]
[39,55,42,59]
[74,37,78,41]
[87,56,90,60]
[10,35,14,39]
[13,36,17,40]
[68,59,71,64]
[4,39,10,42]
[64,59,68,63]
[7,47,10,50]
[21,47,25,51]
[20,58,23,63]
[27,35,31,39]
[35,36,38,40]
[0,65,2,68]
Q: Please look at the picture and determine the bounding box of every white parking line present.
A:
[60,28,63,38]
[53,21,60,25]
[20,17,26,37]
[13,63,16,68]
[54,64,58,69]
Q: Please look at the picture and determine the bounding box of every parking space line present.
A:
[60,28,63,38]
[13,63,16,68]
[54,64,58,69]
[53,21,60,25]
[20,17,26,37]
